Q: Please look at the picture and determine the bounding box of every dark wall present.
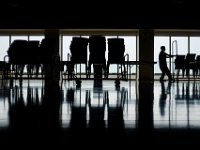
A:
[0,1,199,29]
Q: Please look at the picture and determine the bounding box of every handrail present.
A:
[67,53,71,61]
[124,53,129,80]
[172,40,178,79]
[172,40,178,55]
[4,55,9,63]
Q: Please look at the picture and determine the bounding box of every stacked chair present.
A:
[4,38,56,87]
[174,55,186,79]
[194,55,200,78]
[107,38,127,85]
[185,53,196,79]
[88,35,106,79]
[68,37,89,86]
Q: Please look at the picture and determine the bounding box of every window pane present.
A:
[171,37,188,55]
[11,36,28,42]
[0,36,9,61]
[119,36,136,61]
[62,36,74,61]
[190,37,200,55]
[154,36,170,74]
[29,36,44,42]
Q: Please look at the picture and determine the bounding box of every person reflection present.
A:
[159,81,172,116]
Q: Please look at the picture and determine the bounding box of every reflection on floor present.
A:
[1,79,200,147]
[154,81,200,129]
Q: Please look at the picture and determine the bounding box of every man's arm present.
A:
[166,53,175,58]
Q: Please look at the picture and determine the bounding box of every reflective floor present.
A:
[1,79,200,147]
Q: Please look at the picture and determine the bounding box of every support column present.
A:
[137,29,154,144]
[42,29,61,130]
[138,29,154,82]
[44,29,60,89]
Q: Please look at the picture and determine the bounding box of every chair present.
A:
[174,55,185,79]
[194,55,200,78]
[185,53,196,78]
[107,38,126,80]
[26,40,40,78]
[69,37,89,79]
[88,35,106,79]
[7,40,28,79]
[7,40,41,78]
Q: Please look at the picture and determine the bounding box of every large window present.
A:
[0,35,44,61]
[190,37,200,55]
[171,36,188,55]
[2,31,200,78]
[11,36,28,43]
[155,36,190,75]
[29,36,44,42]
[0,36,9,61]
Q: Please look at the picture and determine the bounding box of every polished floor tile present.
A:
[1,79,200,146]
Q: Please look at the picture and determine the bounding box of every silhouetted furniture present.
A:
[6,40,44,79]
[194,55,200,78]
[88,35,106,79]
[174,55,185,79]
[185,53,196,78]
[26,40,40,78]
[69,37,89,79]
[60,61,72,81]
[107,38,126,80]
[0,60,11,87]
[7,40,28,79]
[4,38,56,83]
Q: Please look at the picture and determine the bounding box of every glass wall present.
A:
[1,31,200,78]
[190,37,200,55]
[0,36,9,61]
[154,36,194,77]
[29,36,44,42]
[11,36,28,43]
[0,35,44,61]
[171,36,188,55]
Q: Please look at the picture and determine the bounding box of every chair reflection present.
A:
[67,86,127,129]
[69,88,87,129]
[88,89,107,129]
[8,85,42,129]
[107,87,127,129]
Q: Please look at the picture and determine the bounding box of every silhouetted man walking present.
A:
[159,46,174,82]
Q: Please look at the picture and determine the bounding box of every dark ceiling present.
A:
[0,0,199,29]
